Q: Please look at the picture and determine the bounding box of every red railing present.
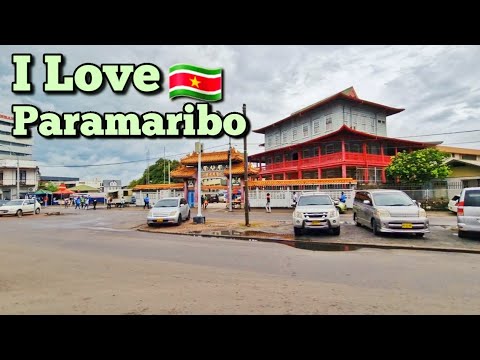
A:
[259,152,390,172]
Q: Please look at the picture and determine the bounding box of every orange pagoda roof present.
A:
[226,162,260,176]
[133,183,184,191]
[180,147,244,165]
[170,166,197,178]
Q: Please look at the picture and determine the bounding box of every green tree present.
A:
[128,158,182,187]
[39,182,58,192]
[385,148,452,185]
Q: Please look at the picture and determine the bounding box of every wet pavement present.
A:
[3,204,479,254]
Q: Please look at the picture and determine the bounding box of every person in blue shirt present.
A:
[339,192,347,203]
[144,195,150,209]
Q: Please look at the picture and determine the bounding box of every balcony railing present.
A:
[259,152,390,172]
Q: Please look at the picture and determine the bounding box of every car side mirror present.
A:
[363,200,371,205]
[334,200,339,205]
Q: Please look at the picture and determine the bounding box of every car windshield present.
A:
[6,200,24,206]
[372,192,414,206]
[154,199,179,208]
[297,195,332,206]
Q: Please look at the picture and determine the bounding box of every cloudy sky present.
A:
[1,45,479,184]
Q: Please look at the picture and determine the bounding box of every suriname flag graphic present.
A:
[169,64,223,102]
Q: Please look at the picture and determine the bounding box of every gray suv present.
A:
[353,189,429,237]
[457,187,480,238]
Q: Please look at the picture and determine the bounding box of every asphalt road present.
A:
[1,206,479,314]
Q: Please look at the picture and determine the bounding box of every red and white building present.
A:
[249,87,436,184]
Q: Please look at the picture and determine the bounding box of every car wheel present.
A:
[186,210,191,220]
[458,230,466,238]
[415,233,425,238]
[354,213,361,227]
[176,214,182,225]
[294,227,302,236]
[35,208,40,214]
[372,219,380,236]
[147,223,154,227]
[16,210,23,218]
[331,227,340,236]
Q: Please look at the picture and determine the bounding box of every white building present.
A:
[102,179,122,193]
[0,112,39,199]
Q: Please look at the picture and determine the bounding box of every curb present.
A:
[137,228,480,255]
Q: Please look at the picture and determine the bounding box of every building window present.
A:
[314,147,319,157]
[313,119,320,134]
[368,143,380,155]
[292,128,298,141]
[303,148,311,158]
[267,135,272,147]
[325,144,335,154]
[0,171,3,183]
[370,118,375,132]
[326,117,332,131]
[274,154,282,163]
[282,131,287,144]
[461,154,477,161]
[302,123,309,138]
[285,152,291,161]
[275,133,280,145]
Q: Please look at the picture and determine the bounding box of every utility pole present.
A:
[243,104,250,226]
[217,110,233,212]
[168,160,170,184]
[163,146,166,184]
[228,136,232,212]
[146,148,150,185]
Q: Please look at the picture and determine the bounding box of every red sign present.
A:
[0,113,13,121]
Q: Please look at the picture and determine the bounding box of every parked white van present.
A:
[457,187,480,238]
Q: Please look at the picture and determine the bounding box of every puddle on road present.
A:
[189,230,360,252]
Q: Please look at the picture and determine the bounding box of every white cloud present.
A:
[1,45,480,184]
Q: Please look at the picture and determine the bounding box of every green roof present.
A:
[69,185,100,192]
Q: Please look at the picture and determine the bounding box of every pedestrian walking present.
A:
[93,198,97,210]
[266,192,271,213]
[292,191,299,207]
[120,196,125,208]
[144,195,150,209]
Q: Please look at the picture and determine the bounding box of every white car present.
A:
[457,187,480,238]
[0,199,41,217]
[293,193,341,236]
[147,197,190,226]
[448,195,460,213]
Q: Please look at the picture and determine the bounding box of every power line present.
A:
[39,143,229,168]
[396,129,480,138]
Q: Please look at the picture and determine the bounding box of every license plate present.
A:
[312,220,321,225]
[156,219,164,223]
[402,223,413,229]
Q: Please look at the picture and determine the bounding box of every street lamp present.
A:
[0,144,20,199]
[193,141,205,224]
[217,111,232,212]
